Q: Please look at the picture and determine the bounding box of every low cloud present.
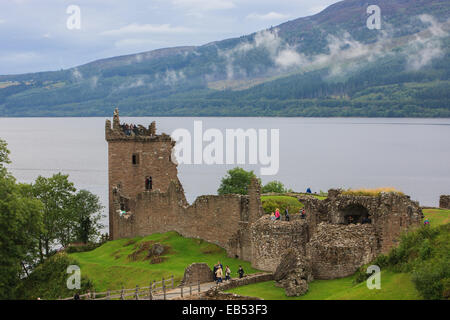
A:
[405,15,448,71]
[275,49,307,68]
[246,12,290,21]
[71,68,83,81]
[101,23,194,36]
[114,38,162,48]
[172,0,235,12]
[217,13,449,81]
[158,69,186,86]
[89,76,98,89]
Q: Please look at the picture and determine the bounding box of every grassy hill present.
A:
[0,0,449,117]
[68,231,259,293]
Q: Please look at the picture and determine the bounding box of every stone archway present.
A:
[340,204,370,224]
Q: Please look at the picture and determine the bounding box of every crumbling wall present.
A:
[227,178,264,261]
[250,216,309,272]
[440,195,450,209]
[113,178,263,258]
[305,190,423,254]
[181,263,214,285]
[307,222,378,279]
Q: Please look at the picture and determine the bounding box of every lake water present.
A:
[0,117,449,231]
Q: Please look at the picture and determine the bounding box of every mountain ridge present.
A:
[0,0,449,117]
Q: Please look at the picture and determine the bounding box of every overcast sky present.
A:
[0,0,341,75]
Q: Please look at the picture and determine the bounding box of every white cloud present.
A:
[101,23,194,36]
[0,19,6,24]
[0,51,39,63]
[114,38,162,48]
[405,15,448,71]
[172,0,235,11]
[71,68,83,81]
[275,49,306,68]
[246,12,290,21]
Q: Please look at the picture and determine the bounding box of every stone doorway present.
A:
[340,204,370,224]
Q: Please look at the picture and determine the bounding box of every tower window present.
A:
[145,177,153,190]
[132,154,139,165]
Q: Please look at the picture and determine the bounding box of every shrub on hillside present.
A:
[261,181,292,194]
[354,224,449,299]
[15,253,93,300]
[65,242,102,253]
[411,259,450,300]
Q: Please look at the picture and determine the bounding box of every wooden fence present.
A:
[61,275,202,300]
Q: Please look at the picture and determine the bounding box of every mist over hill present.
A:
[0,0,449,117]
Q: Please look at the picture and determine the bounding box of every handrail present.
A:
[61,274,176,300]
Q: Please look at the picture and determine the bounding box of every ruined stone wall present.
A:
[440,195,450,209]
[305,190,423,254]
[112,178,263,259]
[306,223,378,279]
[227,179,263,261]
[181,263,214,285]
[250,216,309,272]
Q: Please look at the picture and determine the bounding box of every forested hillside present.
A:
[0,0,449,117]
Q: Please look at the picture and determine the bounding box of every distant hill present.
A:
[1,0,449,117]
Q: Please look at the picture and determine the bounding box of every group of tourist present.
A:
[212,262,245,284]
[121,123,138,136]
[270,207,306,221]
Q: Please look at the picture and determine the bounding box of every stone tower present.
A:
[105,109,179,239]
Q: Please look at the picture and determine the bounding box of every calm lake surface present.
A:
[1,117,449,230]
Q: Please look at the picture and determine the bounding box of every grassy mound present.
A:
[261,195,304,214]
[423,208,450,226]
[226,270,420,300]
[68,231,259,293]
[16,253,93,300]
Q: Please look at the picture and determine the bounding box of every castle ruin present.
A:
[105,110,423,282]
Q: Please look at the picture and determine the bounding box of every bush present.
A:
[353,255,389,284]
[353,224,449,299]
[15,253,93,300]
[342,187,404,197]
[411,259,450,300]
[65,242,101,253]
[261,181,291,194]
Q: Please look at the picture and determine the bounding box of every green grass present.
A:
[422,208,450,227]
[261,195,304,214]
[69,231,259,292]
[226,271,421,300]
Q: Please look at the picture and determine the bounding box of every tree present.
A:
[0,139,10,168]
[71,189,104,243]
[0,139,43,299]
[32,173,77,260]
[32,174,105,258]
[261,180,291,194]
[217,167,258,195]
